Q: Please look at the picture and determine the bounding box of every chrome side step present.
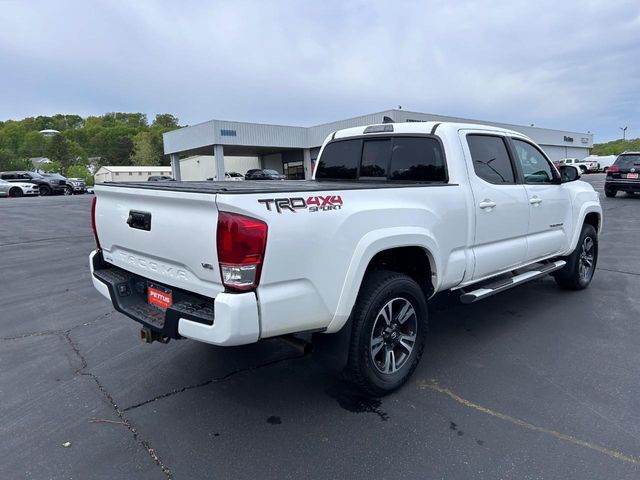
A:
[460,260,566,304]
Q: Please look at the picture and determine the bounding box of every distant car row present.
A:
[0,171,88,198]
[556,156,617,173]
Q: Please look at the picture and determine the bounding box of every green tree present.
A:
[66,164,94,185]
[47,134,71,173]
[0,148,30,171]
[20,131,50,158]
[152,114,179,130]
[131,131,156,165]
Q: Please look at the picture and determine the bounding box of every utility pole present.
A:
[620,126,628,141]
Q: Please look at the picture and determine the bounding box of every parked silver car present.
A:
[0,178,39,197]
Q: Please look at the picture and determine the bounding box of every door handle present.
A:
[529,196,543,205]
[479,199,497,210]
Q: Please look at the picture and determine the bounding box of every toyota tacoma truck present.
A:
[89,122,602,395]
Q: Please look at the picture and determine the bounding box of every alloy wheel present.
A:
[370,297,418,375]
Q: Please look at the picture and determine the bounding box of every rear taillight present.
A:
[608,166,620,173]
[91,196,101,249]
[216,211,267,291]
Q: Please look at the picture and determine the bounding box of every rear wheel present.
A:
[39,185,51,196]
[604,187,617,198]
[345,270,428,396]
[9,187,23,198]
[554,224,598,290]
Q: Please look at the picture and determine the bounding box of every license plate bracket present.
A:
[147,283,173,309]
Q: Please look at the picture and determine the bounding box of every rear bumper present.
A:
[605,180,640,192]
[89,250,259,346]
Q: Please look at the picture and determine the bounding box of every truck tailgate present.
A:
[94,185,224,298]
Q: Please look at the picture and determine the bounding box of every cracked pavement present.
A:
[1,175,640,479]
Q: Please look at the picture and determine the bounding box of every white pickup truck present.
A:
[90,121,602,395]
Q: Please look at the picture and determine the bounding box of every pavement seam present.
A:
[418,379,640,466]
[596,267,640,277]
[122,352,309,412]
[0,312,111,341]
[0,235,94,248]
[62,330,174,479]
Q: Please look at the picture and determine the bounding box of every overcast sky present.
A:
[1,0,638,142]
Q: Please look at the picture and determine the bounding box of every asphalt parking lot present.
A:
[2,174,639,479]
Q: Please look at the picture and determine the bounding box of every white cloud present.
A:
[0,0,638,141]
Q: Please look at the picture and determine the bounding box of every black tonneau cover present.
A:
[98,180,451,195]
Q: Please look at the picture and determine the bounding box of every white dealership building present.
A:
[163,109,593,181]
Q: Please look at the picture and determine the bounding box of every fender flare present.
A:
[568,202,602,252]
[324,226,440,333]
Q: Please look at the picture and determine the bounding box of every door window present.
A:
[467,135,515,184]
[512,139,557,184]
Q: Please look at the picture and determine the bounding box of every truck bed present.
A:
[98,180,450,195]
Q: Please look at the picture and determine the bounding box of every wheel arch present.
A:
[568,204,602,252]
[325,227,439,334]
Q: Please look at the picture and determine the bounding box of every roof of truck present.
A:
[332,121,523,140]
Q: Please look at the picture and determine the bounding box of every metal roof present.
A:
[163,109,593,155]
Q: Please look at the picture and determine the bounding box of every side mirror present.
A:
[559,165,579,183]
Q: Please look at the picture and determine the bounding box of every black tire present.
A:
[39,185,51,196]
[603,167,609,173]
[64,186,73,196]
[579,166,587,174]
[604,188,616,198]
[554,224,598,290]
[9,187,23,198]
[344,270,428,396]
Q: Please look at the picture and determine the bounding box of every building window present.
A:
[138,172,142,175]
[220,129,237,136]
[129,172,133,176]
[115,172,119,176]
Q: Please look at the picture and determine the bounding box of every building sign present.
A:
[220,129,237,136]
[564,135,574,142]
[581,137,589,144]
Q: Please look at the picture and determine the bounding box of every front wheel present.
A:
[39,185,51,196]
[554,224,598,290]
[64,186,73,196]
[345,270,428,396]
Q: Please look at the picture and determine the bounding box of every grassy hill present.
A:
[592,138,640,156]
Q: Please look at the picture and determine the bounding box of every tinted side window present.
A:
[390,137,446,181]
[360,139,390,178]
[512,139,556,183]
[1,174,12,179]
[316,139,361,179]
[467,135,515,184]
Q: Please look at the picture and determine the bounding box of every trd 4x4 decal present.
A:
[258,195,343,213]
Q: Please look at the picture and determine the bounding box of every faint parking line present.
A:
[417,379,640,465]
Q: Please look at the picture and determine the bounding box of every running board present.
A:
[460,260,566,304]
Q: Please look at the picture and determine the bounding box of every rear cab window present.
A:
[315,136,447,182]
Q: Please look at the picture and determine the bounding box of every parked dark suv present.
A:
[244,169,286,180]
[0,171,67,196]
[605,152,640,197]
